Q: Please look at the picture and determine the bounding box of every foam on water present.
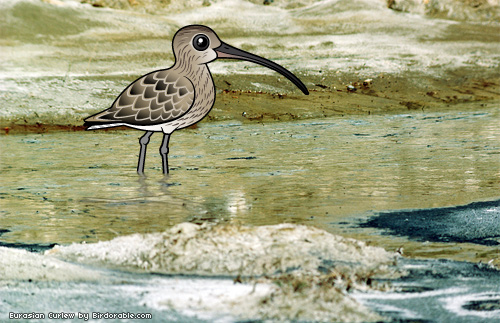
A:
[46,222,398,321]
[48,222,397,276]
[442,292,500,319]
[0,222,398,322]
[0,246,102,281]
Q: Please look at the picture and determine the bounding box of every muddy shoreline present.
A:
[1,0,499,134]
[2,70,499,134]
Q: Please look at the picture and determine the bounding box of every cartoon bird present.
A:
[84,25,309,174]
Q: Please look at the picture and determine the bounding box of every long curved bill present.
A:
[215,42,309,95]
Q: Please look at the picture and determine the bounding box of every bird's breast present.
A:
[168,66,216,131]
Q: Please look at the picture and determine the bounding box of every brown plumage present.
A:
[84,25,309,174]
[85,70,194,127]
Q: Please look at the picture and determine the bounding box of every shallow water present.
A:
[1,108,499,263]
[353,257,500,322]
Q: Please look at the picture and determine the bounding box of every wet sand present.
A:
[2,69,499,133]
[1,0,499,132]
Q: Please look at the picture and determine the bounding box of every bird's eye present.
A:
[193,34,210,51]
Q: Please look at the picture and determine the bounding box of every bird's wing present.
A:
[84,69,195,126]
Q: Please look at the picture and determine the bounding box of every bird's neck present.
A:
[173,61,212,82]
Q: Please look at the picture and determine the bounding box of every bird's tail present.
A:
[84,122,125,131]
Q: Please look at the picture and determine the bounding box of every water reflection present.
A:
[1,109,499,263]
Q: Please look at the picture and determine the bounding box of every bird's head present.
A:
[172,25,309,95]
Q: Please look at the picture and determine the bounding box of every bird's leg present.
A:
[137,131,154,175]
[160,133,171,175]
